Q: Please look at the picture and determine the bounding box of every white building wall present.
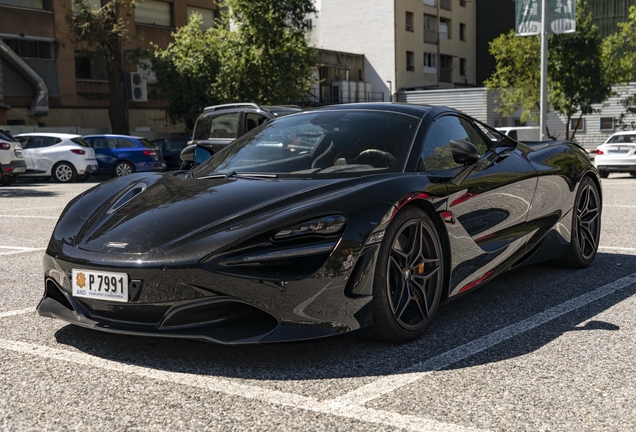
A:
[309,0,396,102]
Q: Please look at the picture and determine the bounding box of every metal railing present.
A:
[306,88,385,105]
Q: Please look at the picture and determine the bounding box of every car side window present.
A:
[419,115,489,171]
[246,113,269,132]
[117,139,136,148]
[209,113,239,139]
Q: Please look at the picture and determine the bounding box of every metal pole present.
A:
[387,80,392,102]
[539,0,548,141]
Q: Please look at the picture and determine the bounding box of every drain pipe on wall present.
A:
[0,38,49,117]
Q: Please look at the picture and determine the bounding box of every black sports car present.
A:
[38,103,602,344]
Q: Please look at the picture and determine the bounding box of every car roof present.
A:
[298,102,435,118]
[84,134,145,139]
[607,131,636,136]
[15,132,82,139]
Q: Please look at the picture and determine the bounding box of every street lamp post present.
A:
[387,80,392,102]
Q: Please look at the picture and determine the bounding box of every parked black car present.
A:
[150,138,190,170]
[38,103,601,345]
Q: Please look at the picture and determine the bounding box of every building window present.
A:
[600,117,614,131]
[135,0,172,27]
[460,0,467,6]
[406,51,414,71]
[405,11,414,32]
[459,58,466,76]
[423,0,436,6]
[75,52,109,81]
[424,14,437,44]
[424,52,436,74]
[4,39,54,59]
[439,18,451,39]
[570,118,585,131]
[440,55,452,82]
[0,0,52,10]
[187,6,215,30]
[440,0,452,11]
[460,23,466,41]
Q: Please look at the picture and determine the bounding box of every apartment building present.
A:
[0,0,217,132]
[308,0,476,102]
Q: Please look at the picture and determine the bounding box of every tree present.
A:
[151,0,317,131]
[150,14,222,130]
[485,0,616,140]
[67,0,134,134]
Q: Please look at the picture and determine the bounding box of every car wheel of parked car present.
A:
[370,208,444,343]
[558,176,601,268]
[0,174,16,186]
[114,161,134,177]
[52,162,76,183]
[599,170,609,179]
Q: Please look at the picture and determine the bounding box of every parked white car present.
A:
[594,131,636,178]
[15,133,98,182]
[0,129,26,186]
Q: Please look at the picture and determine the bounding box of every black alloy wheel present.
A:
[370,208,443,343]
[559,176,601,268]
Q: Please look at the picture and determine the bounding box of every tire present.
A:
[0,174,16,186]
[558,176,601,268]
[369,208,444,343]
[113,161,134,177]
[52,162,76,183]
[599,170,609,179]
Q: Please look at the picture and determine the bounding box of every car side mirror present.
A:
[450,140,480,165]
[180,145,214,165]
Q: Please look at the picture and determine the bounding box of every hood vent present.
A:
[106,182,147,215]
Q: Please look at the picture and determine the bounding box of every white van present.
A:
[496,126,540,142]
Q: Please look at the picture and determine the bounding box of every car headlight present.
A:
[274,215,346,240]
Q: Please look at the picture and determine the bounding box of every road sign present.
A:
[515,0,576,36]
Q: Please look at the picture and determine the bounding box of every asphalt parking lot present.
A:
[1,175,635,431]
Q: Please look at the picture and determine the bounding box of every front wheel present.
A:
[52,162,76,183]
[113,161,134,177]
[369,208,444,343]
[558,176,601,268]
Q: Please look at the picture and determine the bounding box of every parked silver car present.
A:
[15,133,98,182]
[0,129,26,186]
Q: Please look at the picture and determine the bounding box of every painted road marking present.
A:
[0,215,58,219]
[333,272,636,405]
[599,246,636,252]
[0,246,46,256]
[0,308,34,319]
[0,339,482,432]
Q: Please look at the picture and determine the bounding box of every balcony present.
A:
[440,68,452,82]
[424,30,437,44]
[440,0,452,11]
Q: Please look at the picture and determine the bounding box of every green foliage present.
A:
[152,0,317,131]
[485,0,621,140]
[151,14,222,130]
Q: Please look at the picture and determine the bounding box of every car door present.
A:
[418,114,538,296]
[87,137,118,173]
[17,137,37,171]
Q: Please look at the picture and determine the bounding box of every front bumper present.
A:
[38,249,377,344]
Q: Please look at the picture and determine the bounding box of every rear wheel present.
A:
[52,162,76,183]
[598,170,609,179]
[113,161,134,177]
[369,208,444,343]
[558,176,601,268]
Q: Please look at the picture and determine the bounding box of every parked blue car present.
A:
[83,135,167,177]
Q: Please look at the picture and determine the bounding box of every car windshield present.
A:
[194,110,419,178]
[607,134,636,144]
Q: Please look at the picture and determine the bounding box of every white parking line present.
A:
[0,339,481,432]
[333,272,636,406]
[603,205,636,208]
[0,215,58,219]
[0,246,46,256]
[0,308,35,319]
[599,246,636,252]
[1,206,64,212]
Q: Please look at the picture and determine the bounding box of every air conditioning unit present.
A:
[128,72,148,102]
